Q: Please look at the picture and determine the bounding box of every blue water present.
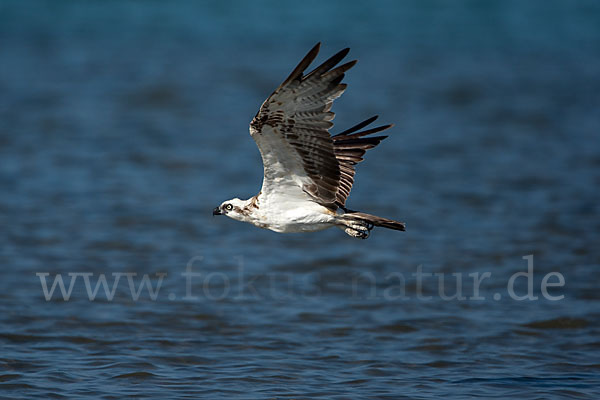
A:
[1,0,599,398]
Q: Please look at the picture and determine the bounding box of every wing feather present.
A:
[332,116,393,207]
[250,43,356,206]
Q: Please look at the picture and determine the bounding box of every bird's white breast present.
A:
[250,191,337,233]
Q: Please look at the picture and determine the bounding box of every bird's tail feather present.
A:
[337,211,405,239]
[345,212,406,231]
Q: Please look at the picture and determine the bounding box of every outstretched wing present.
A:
[332,116,393,207]
[249,43,356,208]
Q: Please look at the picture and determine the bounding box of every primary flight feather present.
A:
[213,43,405,239]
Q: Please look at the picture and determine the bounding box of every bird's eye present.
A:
[225,204,233,211]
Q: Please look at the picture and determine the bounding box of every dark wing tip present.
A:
[338,47,350,58]
[334,115,385,138]
[347,124,394,138]
[280,42,322,87]
[329,47,351,66]
[339,59,358,72]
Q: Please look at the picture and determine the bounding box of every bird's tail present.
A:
[337,212,406,239]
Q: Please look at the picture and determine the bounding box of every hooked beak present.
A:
[212,207,222,216]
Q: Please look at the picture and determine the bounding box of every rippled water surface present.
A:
[1,1,600,398]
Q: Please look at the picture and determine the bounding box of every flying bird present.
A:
[213,43,405,239]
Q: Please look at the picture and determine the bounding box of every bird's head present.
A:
[213,198,250,222]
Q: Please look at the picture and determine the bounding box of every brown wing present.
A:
[249,43,356,206]
[332,116,393,207]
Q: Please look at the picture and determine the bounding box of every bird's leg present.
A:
[344,227,370,239]
[343,221,371,239]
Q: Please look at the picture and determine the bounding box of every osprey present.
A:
[213,43,405,239]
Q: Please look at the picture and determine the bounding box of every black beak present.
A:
[212,207,222,216]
